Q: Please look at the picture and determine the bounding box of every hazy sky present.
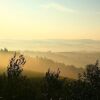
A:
[0,0,100,40]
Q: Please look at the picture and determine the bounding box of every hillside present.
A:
[24,51,100,68]
[0,51,83,79]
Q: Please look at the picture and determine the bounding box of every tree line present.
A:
[0,53,100,100]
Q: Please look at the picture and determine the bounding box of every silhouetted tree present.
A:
[7,52,26,79]
[42,68,64,100]
[78,60,100,100]
[0,48,8,52]
[83,60,100,86]
[4,48,8,52]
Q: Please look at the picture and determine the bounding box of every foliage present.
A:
[42,68,64,100]
[7,52,26,79]
[0,53,100,100]
[0,48,8,52]
[83,60,100,85]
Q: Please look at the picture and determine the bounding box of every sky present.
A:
[0,0,100,40]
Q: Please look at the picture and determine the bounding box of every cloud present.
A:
[40,2,77,13]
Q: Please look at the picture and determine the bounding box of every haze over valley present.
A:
[0,39,100,79]
[0,39,100,52]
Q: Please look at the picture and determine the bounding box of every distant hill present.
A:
[24,51,100,68]
[0,50,100,79]
[0,52,83,79]
[24,56,83,79]
[0,39,100,52]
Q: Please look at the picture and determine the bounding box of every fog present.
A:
[0,39,100,52]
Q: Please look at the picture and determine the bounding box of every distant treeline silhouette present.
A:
[0,53,100,100]
[0,48,8,52]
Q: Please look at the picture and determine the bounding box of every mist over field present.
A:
[0,39,100,52]
[0,39,100,79]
